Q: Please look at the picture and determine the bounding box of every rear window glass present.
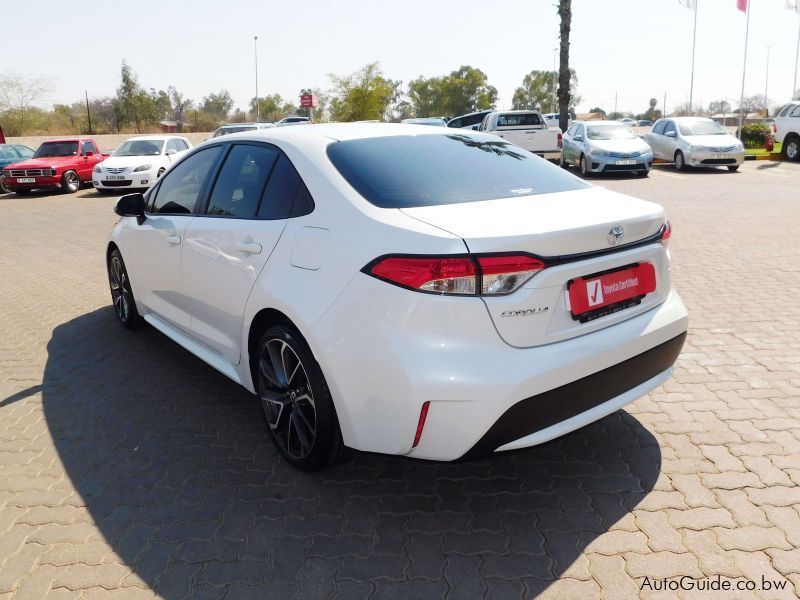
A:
[496,113,541,127]
[327,133,588,209]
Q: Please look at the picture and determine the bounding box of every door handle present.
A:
[166,235,182,245]
[236,241,262,254]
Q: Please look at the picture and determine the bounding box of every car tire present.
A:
[0,174,9,194]
[107,248,143,329]
[674,151,686,171]
[256,324,345,471]
[782,136,799,161]
[157,167,165,178]
[61,170,81,193]
[559,153,568,169]
[579,154,591,177]
[640,169,650,177]
[727,165,739,172]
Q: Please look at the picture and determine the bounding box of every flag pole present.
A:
[737,1,751,139]
[689,0,699,115]
[794,17,800,99]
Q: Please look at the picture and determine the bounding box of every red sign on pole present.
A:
[300,94,318,108]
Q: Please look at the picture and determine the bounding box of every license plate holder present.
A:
[567,263,657,322]
[713,154,734,159]
[17,177,35,183]
[107,175,126,181]
[615,159,636,165]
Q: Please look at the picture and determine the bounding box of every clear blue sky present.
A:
[5,0,799,115]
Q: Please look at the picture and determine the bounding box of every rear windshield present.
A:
[496,113,541,127]
[327,133,588,209]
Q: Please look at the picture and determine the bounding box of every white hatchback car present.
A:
[645,117,744,171]
[93,136,192,191]
[107,124,688,470]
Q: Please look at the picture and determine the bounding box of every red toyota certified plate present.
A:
[568,263,656,319]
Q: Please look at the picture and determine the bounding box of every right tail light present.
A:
[364,254,545,297]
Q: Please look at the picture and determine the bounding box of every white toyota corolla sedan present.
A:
[93,135,192,191]
[107,124,688,471]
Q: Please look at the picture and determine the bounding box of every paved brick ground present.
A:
[0,160,799,599]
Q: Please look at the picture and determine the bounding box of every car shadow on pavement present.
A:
[43,308,661,599]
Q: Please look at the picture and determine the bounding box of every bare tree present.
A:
[557,0,572,132]
[0,72,52,135]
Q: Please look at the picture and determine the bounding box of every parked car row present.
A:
[0,135,196,195]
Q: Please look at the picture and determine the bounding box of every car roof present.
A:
[203,122,476,144]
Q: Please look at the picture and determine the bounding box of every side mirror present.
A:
[165,148,177,155]
[666,131,676,138]
[471,124,480,131]
[115,193,146,223]
[573,135,583,142]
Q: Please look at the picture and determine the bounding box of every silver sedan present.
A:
[561,121,653,177]
[644,117,744,172]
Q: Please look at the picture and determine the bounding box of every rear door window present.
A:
[206,144,278,218]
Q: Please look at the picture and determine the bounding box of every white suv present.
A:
[107,124,688,470]
[775,101,800,161]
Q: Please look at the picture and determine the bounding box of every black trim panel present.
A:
[460,331,686,460]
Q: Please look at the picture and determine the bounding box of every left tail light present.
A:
[364,254,545,296]
[557,132,563,149]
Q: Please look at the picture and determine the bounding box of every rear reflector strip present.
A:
[412,401,430,448]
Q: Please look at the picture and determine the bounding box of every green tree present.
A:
[200,90,234,123]
[166,87,193,131]
[329,62,397,122]
[116,62,158,132]
[512,69,578,112]
[557,0,573,131]
[249,94,297,122]
[408,66,497,118]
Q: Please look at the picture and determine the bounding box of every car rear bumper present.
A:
[311,272,688,461]
[461,331,685,459]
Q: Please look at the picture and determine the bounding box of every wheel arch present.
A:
[246,307,299,387]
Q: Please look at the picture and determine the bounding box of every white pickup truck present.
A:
[476,110,563,161]
[774,101,800,161]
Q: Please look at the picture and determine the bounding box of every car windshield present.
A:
[0,145,18,159]
[114,140,164,156]
[214,126,257,137]
[679,121,727,136]
[33,141,79,158]
[586,126,639,140]
[327,133,589,209]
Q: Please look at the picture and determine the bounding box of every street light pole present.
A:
[254,35,259,123]
[795,19,800,99]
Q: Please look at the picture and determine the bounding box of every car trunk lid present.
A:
[400,186,670,348]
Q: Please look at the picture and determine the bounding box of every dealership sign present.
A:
[300,94,318,108]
